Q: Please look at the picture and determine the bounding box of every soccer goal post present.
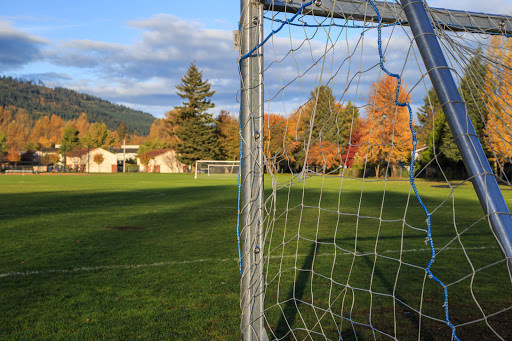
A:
[194,160,240,179]
[238,0,512,340]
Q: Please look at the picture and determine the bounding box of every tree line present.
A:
[3,37,511,178]
[159,42,512,178]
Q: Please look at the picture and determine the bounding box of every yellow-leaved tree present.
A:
[355,75,413,177]
[484,36,512,174]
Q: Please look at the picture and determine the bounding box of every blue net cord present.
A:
[236,1,314,274]
[366,0,460,339]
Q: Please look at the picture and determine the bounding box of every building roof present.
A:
[143,149,174,159]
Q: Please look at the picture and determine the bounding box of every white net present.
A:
[239,1,512,340]
[194,160,239,178]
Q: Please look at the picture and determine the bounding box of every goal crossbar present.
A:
[261,0,512,35]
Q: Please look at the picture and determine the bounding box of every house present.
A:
[137,149,185,173]
[66,147,118,173]
[112,145,140,163]
[34,147,60,165]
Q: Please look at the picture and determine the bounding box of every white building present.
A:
[137,149,185,173]
[66,147,118,173]
[113,145,140,163]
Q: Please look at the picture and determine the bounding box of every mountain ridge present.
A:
[0,76,156,135]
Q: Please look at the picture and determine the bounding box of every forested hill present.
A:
[0,76,156,135]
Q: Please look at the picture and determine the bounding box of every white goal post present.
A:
[194,160,240,179]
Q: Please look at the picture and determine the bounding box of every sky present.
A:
[1,0,512,119]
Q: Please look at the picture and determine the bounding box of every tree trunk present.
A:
[376,164,381,178]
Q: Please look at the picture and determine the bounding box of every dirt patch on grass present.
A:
[107,226,146,230]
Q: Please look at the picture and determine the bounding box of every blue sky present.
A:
[1,0,511,119]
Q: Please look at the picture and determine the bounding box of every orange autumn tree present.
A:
[283,86,359,172]
[29,115,65,148]
[484,36,512,173]
[264,113,287,172]
[282,106,309,168]
[356,75,413,177]
[7,147,21,168]
[216,111,240,161]
[307,141,340,172]
[149,115,179,147]
[69,113,91,138]
[5,110,32,150]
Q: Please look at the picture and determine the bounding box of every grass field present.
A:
[0,173,511,340]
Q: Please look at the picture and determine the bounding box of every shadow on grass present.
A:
[271,233,509,340]
[0,182,241,273]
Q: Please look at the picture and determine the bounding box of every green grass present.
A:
[0,173,510,340]
[0,174,240,340]
[264,174,512,340]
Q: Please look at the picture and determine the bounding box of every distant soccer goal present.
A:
[238,0,512,340]
[194,160,239,179]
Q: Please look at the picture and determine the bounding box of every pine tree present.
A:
[302,85,340,144]
[116,122,129,142]
[459,50,488,143]
[422,110,462,165]
[419,53,488,173]
[60,125,81,170]
[168,63,218,165]
[341,100,360,144]
[416,87,440,147]
[0,131,6,163]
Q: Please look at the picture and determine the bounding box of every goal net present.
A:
[238,1,512,340]
[194,160,239,179]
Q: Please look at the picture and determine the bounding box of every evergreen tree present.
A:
[420,87,462,169]
[60,125,81,170]
[302,85,338,144]
[168,63,218,165]
[416,87,440,147]
[420,53,488,173]
[0,131,6,163]
[341,100,360,142]
[116,122,129,143]
[292,86,359,170]
[459,50,488,143]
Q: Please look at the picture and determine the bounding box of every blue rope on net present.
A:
[366,0,460,339]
